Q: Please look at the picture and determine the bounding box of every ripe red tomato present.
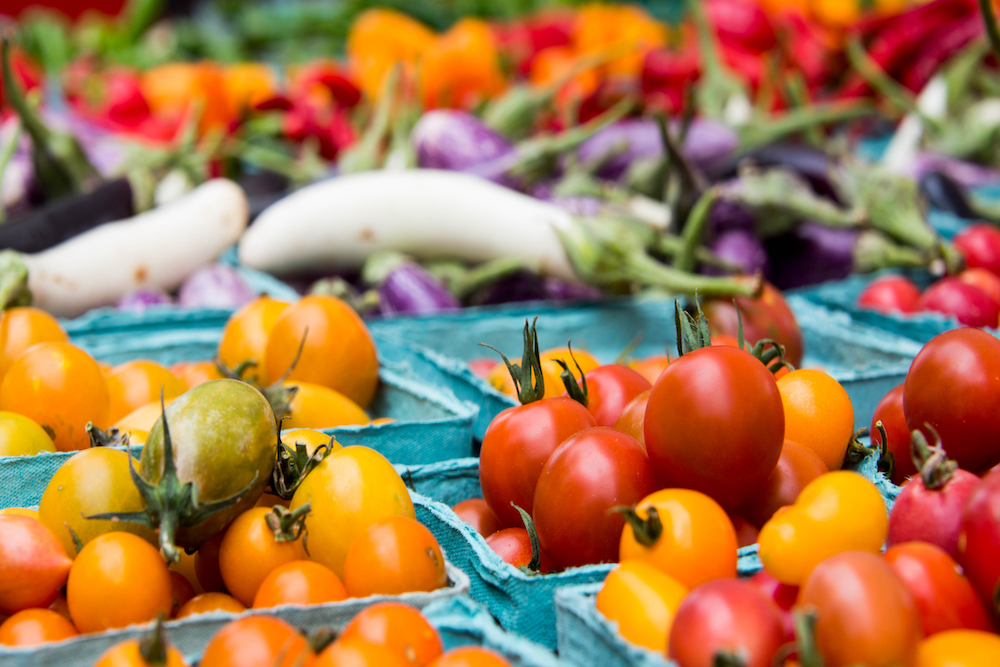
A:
[533,427,658,568]
[958,268,1000,308]
[918,278,999,328]
[644,346,784,509]
[479,396,596,528]
[953,223,1000,276]
[738,439,828,529]
[747,571,798,642]
[957,469,1000,611]
[857,275,922,315]
[574,365,651,427]
[613,389,650,450]
[871,383,915,484]
[729,514,760,548]
[485,528,557,573]
[704,282,803,367]
[451,499,502,538]
[904,328,1000,472]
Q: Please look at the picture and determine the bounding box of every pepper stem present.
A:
[479,317,546,405]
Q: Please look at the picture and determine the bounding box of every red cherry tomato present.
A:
[451,499,502,538]
[918,278,999,328]
[954,223,1000,276]
[485,528,557,573]
[747,570,798,642]
[957,468,1000,610]
[533,427,658,568]
[959,268,1000,308]
[729,514,759,548]
[871,383,915,484]
[613,389,650,450]
[644,346,784,509]
[704,282,803,368]
[574,364,651,427]
[737,439,828,529]
[857,275,922,315]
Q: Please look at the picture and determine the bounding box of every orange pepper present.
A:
[140,62,233,135]
[572,3,666,78]
[809,0,909,28]
[529,46,601,102]
[223,63,275,113]
[420,18,506,110]
[346,8,436,101]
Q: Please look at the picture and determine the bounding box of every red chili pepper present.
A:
[282,99,356,160]
[772,12,839,90]
[293,61,362,109]
[902,13,983,91]
[641,47,700,114]
[493,11,575,76]
[705,0,777,54]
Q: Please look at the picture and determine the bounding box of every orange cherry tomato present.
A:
[420,18,506,110]
[629,356,670,385]
[169,571,196,619]
[284,382,370,429]
[613,389,650,450]
[200,615,314,667]
[0,411,56,456]
[263,295,379,408]
[451,499,502,538]
[105,360,187,424]
[93,636,189,667]
[340,602,444,667]
[595,559,688,651]
[174,593,246,619]
[777,370,855,471]
[428,647,513,667]
[67,532,173,633]
[738,439,829,529]
[314,638,410,667]
[0,342,110,451]
[141,62,233,135]
[0,306,68,381]
[619,489,737,589]
[252,560,347,609]
[169,545,204,595]
[489,347,600,400]
[218,507,308,606]
[194,533,225,593]
[0,608,77,646]
[0,514,72,615]
[916,629,1000,667]
[0,507,38,519]
[113,397,176,439]
[343,517,448,598]
[529,46,600,103]
[218,296,290,381]
[171,361,225,390]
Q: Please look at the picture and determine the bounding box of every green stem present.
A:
[655,235,741,271]
[979,0,1000,62]
[0,120,21,224]
[737,101,877,150]
[0,250,31,310]
[625,251,761,297]
[674,188,719,273]
[1,38,50,144]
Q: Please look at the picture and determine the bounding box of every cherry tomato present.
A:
[284,381,369,429]
[759,471,888,585]
[290,446,415,578]
[105,360,187,424]
[340,602,444,667]
[704,282,804,367]
[0,514,72,615]
[596,559,688,651]
[263,295,379,408]
[314,638,410,667]
[0,342,110,451]
[748,571,798,642]
[959,268,1000,308]
[957,468,1000,611]
[904,328,1000,472]
[169,571,196,618]
[485,527,557,573]
[916,629,1000,667]
[282,427,340,456]
[534,427,658,568]
[219,296,290,380]
[343,516,448,597]
[613,389,650,450]
[252,560,347,608]
[479,396,595,528]
[711,334,742,348]
[953,223,1000,276]
[738,439,828,529]
[451,499,501,538]
[171,361,225,389]
[67,532,172,633]
[857,275,922,314]
[175,592,246,619]
[113,397,176,440]
[619,488,737,589]
[428,647,512,667]
[93,637,189,667]
[918,278,999,328]
[629,355,670,385]
[0,411,55,456]
[0,306,68,381]
[871,383,915,484]
[0,608,77,647]
[575,364,651,427]
[194,533,224,593]
[777,370,854,471]
[797,551,922,667]
[730,514,759,548]
[668,579,786,667]
[200,616,314,667]
[0,507,37,519]
[884,542,992,635]
[644,345,784,509]
[489,348,599,401]
[218,507,307,606]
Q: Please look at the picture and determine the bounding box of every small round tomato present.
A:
[340,602,444,667]
[704,282,804,367]
[218,296,290,381]
[919,278,1000,327]
[596,559,688,652]
[485,527,557,573]
[857,275,922,314]
[738,439,828,529]
[283,381,369,429]
[798,551,922,667]
[282,427,339,455]
[535,427,658,568]
[252,560,347,608]
[93,636,189,667]
[0,507,37,519]
[175,592,246,619]
[0,411,54,456]
[540,347,600,381]
[0,515,73,615]
[645,345,784,509]
[200,616,313,667]
[748,570,798,642]
[38,447,156,557]
[575,364,651,427]
[958,268,1000,307]
[777,369,854,471]
[629,355,670,385]
[171,361,225,389]
[730,514,760,548]
[290,446,415,578]
[0,608,77,647]
[218,507,307,606]
[916,629,1000,667]
[451,499,501,538]
[105,359,187,424]
[263,295,379,408]
[613,389,650,450]
[905,328,1000,472]
[489,348,598,400]
[0,307,68,380]
[668,579,786,667]
[113,397,176,439]
[871,383,915,484]
[314,638,410,667]
[428,647,512,667]
[619,488,737,589]
[954,223,1000,275]
[343,516,448,597]
[169,571,196,618]
[884,541,992,635]
[67,532,172,633]
[758,471,888,585]
[194,533,225,593]
[0,342,110,451]
[957,468,1000,610]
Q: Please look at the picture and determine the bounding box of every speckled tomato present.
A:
[704,282,803,367]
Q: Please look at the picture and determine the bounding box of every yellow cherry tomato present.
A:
[283,382,369,430]
[281,428,341,456]
[596,560,688,652]
[489,347,601,400]
[0,411,55,457]
[777,369,855,471]
[114,397,177,436]
[619,489,737,589]
[290,446,414,578]
[916,629,1000,667]
[758,471,887,585]
[0,508,38,519]
[105,360,187,424]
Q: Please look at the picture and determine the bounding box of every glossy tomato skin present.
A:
[629,355,670,385]
[596,560,688,652]
[0,307,68,380]
[218,507,307,606]
[748,571,798,642]
[0,608,77,647]
[199,616,314,667]
[667,579,785,667]
[958,268,1000,308]
[798,551,922,667]
[918,279,999,328]
[342,517,448,597]
[452,499,502,538]
[915,629,1000,667]
[533,428,658,568]
[0,515,73,615]
[957,469,1000,611]
[485,528,557,573]
[904,328,1000,472]
[175,593,246,619]
[252,560,347,608]
[218,296,290,380]
[644,346,784,510]
[738,439,828,529]
[884,542,993,635]
[871,383,916,484]
[428,647,512,667]
[704,282,803,367]
[340,601,444,667]
[479,397,596,528]
[777,370,854,472]
[954,223,1000,275]
[857,275,922,314]
[613,389,650,450]
[887,467,981,561]
[104,360,187,424]
[576,365,651,427]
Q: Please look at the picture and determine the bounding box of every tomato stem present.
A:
[266,503,311,547]
[511,503,544,575]
[674,298,713,357]
[911,426,958,490]
[269,428,336,500]
[553,341,589,408]
[138,615,169,666]
[612,505,663,547]
[479,316,547,405]
[792,609,825,667]
[86,422,131,449]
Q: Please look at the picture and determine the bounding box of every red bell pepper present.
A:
[902,13,983,91]
[493,10,575,76]
[705,0,777,54]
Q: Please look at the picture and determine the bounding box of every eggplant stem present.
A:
[978,0,1000,63]
[674,188,719,273]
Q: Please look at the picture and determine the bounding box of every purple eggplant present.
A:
[177,265,256,308]
[542,277,604,301]
[362,251,459,316]
[116,288,174,312]
[412,110,514,172]
[708,199,756,237]
[702,230,769,277]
